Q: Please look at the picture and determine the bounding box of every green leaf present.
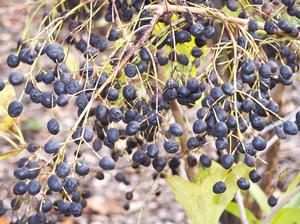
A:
[0,149,22,161]
[195,161,224,185]
[167,162,251,224]
[226,202,259,223]
[283,172,300,208]
[271,208,300,224]
[249,183,271,216]
[286,172,300,194]
[285,192,300,208]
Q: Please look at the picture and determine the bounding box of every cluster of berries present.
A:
[0,0,300,223]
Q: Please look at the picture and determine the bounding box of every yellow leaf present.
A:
[64,46,79,74]
[0,85,16,131]
[0,149,22,161]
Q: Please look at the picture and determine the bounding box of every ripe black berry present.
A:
[126,121,140,136]
[264,21,278,35]
[193,119,207,134]
[83,127,94,142]
[41,70,55,84]
[7,54,20,68]
[226,0,238,11]
[242,99,254,112]
[152,156,167,172]
[64,177,79,194]
[259,64,271,79]
[54,80,66,95]
[40,198,52,213]
[56,162,70,178]
[125,192,133,200]
[70,202,83,217]
[268,195,277,207]
[139,48,151,61]
[13,167,29,180]
[46,43,65,63]
[200,154,212,167]
[187,136,202,150]
[220,154,234,169]
[99,156,115,170]
[187,155,198,167]
[283,120,298,135]
[98,37,108,52]
[57,94,69,107]
[190,22,204,37]
[242,59,256,75]
[19,47,37,65]
[147,144,159,158]
[250,114,265,131]
[95,171,105,180]
[107,88,119,101]
[8,100,23,117]
[213,181,226,194]
[248,20,259,32]
[249,170,261,183]
[75,161,90,176]
[164,139,179,153]
[191,47,203,58]
[13,181,28,195]
[47,175,62,192]
[108,28,119,41]
[123,85,137,101]
[222,82,234,96]
[9,72,24,86]
[237,178,250,190]
[215,137,228,150]
[47,119,60,135]
[27,180,41,195]
[210,87,224,100]
[197,107,209,119]
[279,66,293,81]
[252,135,267,151]
[213,121,228,137]
[41,92,56,108]
[177,54,189,65]
[44,140,60,154]
[169,123,183,137]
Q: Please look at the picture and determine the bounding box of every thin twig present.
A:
[263,185,300,224]
[260,106,300,136]
[235,190,248,224]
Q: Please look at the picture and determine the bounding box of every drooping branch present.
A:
[112,14,160,77]
[144,3,300,40]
